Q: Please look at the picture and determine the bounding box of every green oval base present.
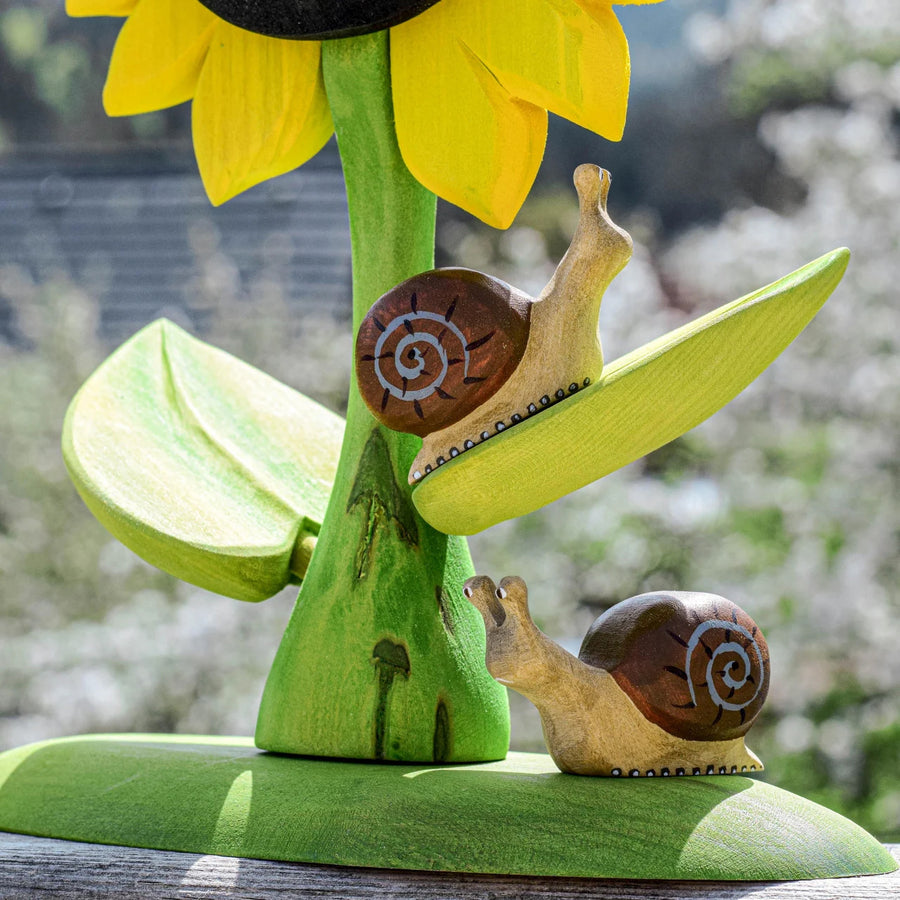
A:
[0,734,894,881]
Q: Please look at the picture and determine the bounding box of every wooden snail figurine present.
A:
[355,164,632,484]
[463,575,770,777]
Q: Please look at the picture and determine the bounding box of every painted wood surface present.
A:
[464,576,769,777]
[191,25,332,205]
[253,31,509,762]
[391,0,633,227]
[0,736,893,881]
[63,318,345,602]
[357,165,629,483]
[413,247,850,535]
[356,268,533,438]
[0,834,898,899]
[196,0,441,39]
[73,1,652,225]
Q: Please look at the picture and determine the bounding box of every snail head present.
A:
[537,164,633,310]
[463,574,541,686]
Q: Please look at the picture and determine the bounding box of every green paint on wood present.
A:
[62,319,345,602]
[414,249,850,535]
[253,30,509,761]
[433,697,452,763]
[0,735,894,880]
[371,637,411,759]
[346,428,419,579]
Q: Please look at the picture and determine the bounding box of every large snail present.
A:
[464,575,769,777]
[355,164,632,485]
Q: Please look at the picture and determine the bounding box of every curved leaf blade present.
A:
[63,319,344,601]
[413,249,849,535]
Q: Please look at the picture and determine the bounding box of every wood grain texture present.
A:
[579,591,769,743]
[102,0,218,115]
[63,319,345,601]
[0,736,893,881]
[464,577,767,777]
[192,21,332,205]
[405,165,630,481]
[253,31,509,762]
[391,0,630,227]
[355,269,532,437]
[0,833,897,899]
[414,246,850,535]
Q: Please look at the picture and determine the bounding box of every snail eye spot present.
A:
[496,588,507,600]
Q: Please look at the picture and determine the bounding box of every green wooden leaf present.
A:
[0,735,893,880]
[413,249,850,535]
[63,319,344,602]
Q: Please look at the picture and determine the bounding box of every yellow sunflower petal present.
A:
[455,0,631,140]
[192,24,333,206]
[103,0,218,116]
[392,13,547,229]
[66,0,138,15]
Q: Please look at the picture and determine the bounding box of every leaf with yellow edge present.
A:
[391,6,546,229]
[456,0,630,139]
[63,319,345,602]
[66,0,137,16]
[192,23,333,206]
[412,249,850,535]
[103,0,218,116]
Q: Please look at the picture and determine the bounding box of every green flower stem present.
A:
[255,30,509,761]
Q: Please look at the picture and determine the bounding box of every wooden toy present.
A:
[0,0,894,887]
[63,319,344,602]
[464,574,769,777]
[357,164,627,482]
[357,168,850,538]
[0,734,894,882]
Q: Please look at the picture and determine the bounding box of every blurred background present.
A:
[1,0,898,840]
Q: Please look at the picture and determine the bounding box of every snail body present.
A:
[356,165,633,484]
[464,575,769,777]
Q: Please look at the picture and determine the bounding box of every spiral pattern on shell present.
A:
[356,269,532,437]
[579,592,769,742]
[683,617,765,718]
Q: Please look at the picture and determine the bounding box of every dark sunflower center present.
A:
[197,0,442,40]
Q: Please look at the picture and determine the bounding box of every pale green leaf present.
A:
[63,319,344,601]
[413,249,849,534]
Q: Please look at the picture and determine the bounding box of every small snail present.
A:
[463,575,769,777]
[355,164,633,485]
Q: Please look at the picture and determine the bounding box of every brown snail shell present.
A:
[464,574,767,776]
[579,592,769,743]
[355,269,532,437]
[355,165,633,483]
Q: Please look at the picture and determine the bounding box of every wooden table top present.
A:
[0,832,896,899]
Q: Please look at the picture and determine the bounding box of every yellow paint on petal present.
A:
[392,11,546,229]
[66,0,138,16]
[454,0,630,139]
[192,24,332,205]
[103,0,218,116]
